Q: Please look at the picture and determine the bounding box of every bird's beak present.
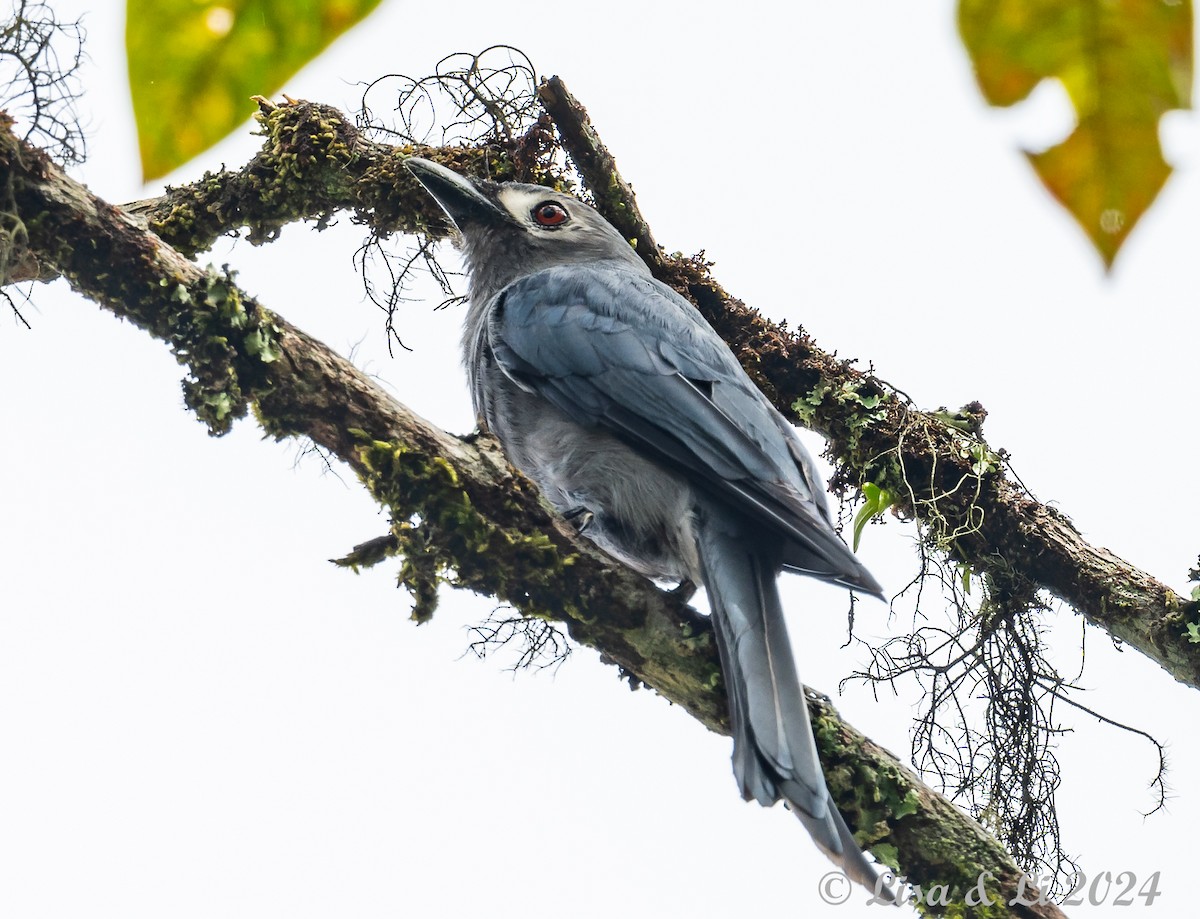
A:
[404,157,507,228]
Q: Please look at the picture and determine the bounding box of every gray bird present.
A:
[406,157,888,891]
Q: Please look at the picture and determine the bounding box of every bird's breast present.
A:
[480,371,701,584]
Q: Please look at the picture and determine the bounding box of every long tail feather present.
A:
[697,516,888,895]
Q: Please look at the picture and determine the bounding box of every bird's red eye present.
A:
[532,202,569,226]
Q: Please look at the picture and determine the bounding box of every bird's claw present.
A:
[563,506,595,534]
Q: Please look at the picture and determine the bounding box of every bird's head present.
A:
[404,157,648,302]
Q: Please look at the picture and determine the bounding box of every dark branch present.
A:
[14,86,1186,698]
[536,77,1200,695]
[0,114,1065,918]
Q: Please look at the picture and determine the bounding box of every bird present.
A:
[405,157,889,891]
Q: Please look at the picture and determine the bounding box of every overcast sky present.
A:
[2,2,1198,917]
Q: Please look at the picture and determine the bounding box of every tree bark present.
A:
[12,89,1194,692]
[0,111,1068,917]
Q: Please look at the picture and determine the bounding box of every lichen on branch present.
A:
[0,112,1067,915]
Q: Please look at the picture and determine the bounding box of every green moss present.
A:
[811,710,913,846]
[1185,562,1200,642]
[354,437,585,624]
[147,101,365,253]
[158,265,282,435]
[792,379,888,460]
[893,861,1017,918]
[330,533,400,572]
[810,706,1027,917]
[242,103,357,242]
[929,887,1017,919]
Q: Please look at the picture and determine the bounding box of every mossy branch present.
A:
[0,114,1065,918]
[6,85,1191,692]
[537,77,1199,692]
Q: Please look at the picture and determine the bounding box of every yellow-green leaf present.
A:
[126,0,384,180]
[852,482,894,552]
[958,0,1193,266]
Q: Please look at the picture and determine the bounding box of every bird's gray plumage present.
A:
[405,157,889,893]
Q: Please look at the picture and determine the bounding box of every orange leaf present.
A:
[959,0,1193,266]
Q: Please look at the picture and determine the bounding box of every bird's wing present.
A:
[487,264,881,595]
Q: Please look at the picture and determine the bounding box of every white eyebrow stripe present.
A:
[497,186,575,223]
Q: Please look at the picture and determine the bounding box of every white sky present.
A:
[2,1,1198,916]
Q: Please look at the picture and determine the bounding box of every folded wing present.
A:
[488,263,882,597]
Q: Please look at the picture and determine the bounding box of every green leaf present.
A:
[853,482,894,552]
[242,318,282,362]
[203,390,234,420]
[870,842,900,871]
[893,788,921,819]
[126,0,384,180]
[958,0,1193,267]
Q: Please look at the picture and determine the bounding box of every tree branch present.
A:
[537,76,1200,691]
[10,87,1194,692]
[0,112,1064,917]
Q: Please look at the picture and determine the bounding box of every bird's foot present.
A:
[562,506,595,534]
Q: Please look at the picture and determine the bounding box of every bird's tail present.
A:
[696,517,887,895]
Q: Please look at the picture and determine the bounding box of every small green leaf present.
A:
[204,390,234,420]
[893,788,921,819]
[127,0,384,180]
[870,842,900,871]
[243,327,280,362]
[967,442,1000,477]
[853,482,894,551]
